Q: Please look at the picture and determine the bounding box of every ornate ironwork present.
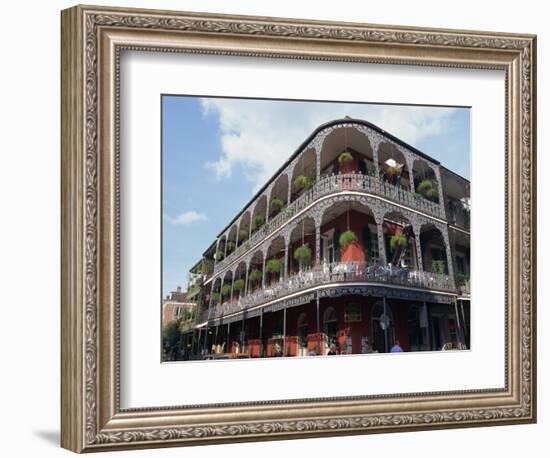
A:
[207,261,453,321]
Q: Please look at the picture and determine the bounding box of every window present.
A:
[322,229,335,264]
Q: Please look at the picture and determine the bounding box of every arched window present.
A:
[371,301,394,353]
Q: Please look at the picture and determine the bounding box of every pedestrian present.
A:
[327,343,337,355]
[390,339,404,352]
[307,346,318,356]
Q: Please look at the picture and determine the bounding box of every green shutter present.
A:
[333,230,340,262]
[359,159,367,175]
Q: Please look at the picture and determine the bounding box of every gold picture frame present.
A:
[61,4,537,453]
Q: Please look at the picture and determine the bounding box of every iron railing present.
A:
[205,261,453,321]
[213,173,443,274]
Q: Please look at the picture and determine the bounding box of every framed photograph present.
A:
[61,4,537,453]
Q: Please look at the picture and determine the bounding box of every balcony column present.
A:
[412,222,424,272]
[315,225,321,267]
[244,262,249,296]
[448,227,460,284]
[432,166,447,219]
[223,236,228,259]
[265,195,270,224]
[214,240,220,268]
[235,222,240,248]
[405,153,415,193]
[230,273,235,302]
[374,211,387,266]
[440,224,456,290]
[283,243,289,278]
[287,172,292,204]
[315,147,321,182]
[261,255,267,289]
[370,135,381,178]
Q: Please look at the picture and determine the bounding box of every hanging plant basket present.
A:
[211,292,221,303]
[251,215,265,231]
[233,279,245,292]
[221,284,231,297]
[266,258,282,273]
[249,268,262,283]
[389,232,408,249]
[226,241,236,252]
[294,244,312,267]
[214,250,224,261]
[293,175,313,191]
[431,260,446,274]
[271,198,284,212]
[338,151,353,163]
[339,230,358,248]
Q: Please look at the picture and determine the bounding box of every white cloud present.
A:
[164,211,208,226]
[201,98,457,192]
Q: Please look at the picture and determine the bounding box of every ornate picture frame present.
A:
[61,4,536,453]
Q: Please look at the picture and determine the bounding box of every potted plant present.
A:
[251,215,265,232]
[248,268,262,287]
[294,244,312,270]
[226,241,236,252]
[430,259,446,274]
[214,250,224,261]
[266,258,282,283]
[221,284,231,299]
[339,229,357,248]
[211,292,221,304]
[417,178,439,201]
[338,151,354,174]
[233,278,245,293]
[293,174,313,191]
[366,164,377,177]
[270,197,284,214]
[389,230,408,250]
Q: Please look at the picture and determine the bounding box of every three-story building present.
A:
[187,118,470,358]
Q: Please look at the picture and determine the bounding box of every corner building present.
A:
[188,118,471,358]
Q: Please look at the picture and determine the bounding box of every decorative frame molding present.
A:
[61,4,536,453]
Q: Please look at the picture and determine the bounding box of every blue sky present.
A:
[162,96,470,296]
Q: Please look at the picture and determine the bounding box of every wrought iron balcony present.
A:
[213,174,443,275]
[206,261,453,321]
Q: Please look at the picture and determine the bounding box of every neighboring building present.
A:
[162,286,196,327]
[188,118,470,358]
[162,287,197,361]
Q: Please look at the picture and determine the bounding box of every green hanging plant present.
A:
[249,268,262,283]
[339,230,358,248]
[294,244,312,267]
[293,175,313,190]
[251,215,265,231]
[211,292,221,303]
[389,231,408,249]
[270,198,284,211]
[221,284,231,297]
[226,241,236,252]
[266,258,282,273]
[417,178,434,193]
[214,250,224,261]
[233,279,245,292]
[412,192,421,200]
[338,151,353,163]
[366,164,377,177]
[431,260,446,274]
